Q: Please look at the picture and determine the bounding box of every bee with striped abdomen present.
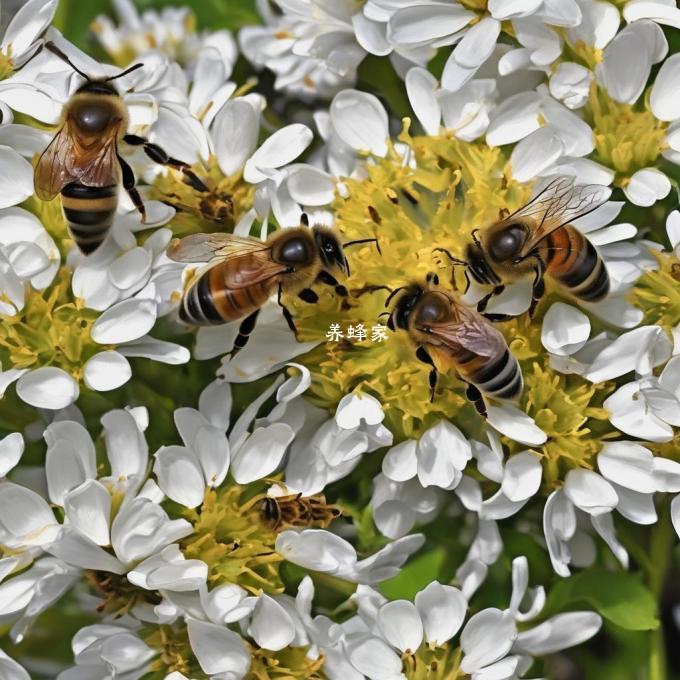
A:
[166,214,379,356]
[386,274,522,417]
[34,42,207,255]
[436,178,610,320]
[259,492,342,532]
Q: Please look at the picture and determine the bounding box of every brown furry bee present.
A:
[386,274,522,416]
[166,214,378,355]
[259,492,342,532]
[34,42,207,255]
[436,177,610,320]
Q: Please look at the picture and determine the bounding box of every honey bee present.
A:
[436,178,610,320]
[166,214,379,355]
[259,492,342,532]
[34,42,207,255]
[386,273,522,416]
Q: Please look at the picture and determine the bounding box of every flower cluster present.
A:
[0,0,679,678]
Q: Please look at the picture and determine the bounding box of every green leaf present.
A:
[357,55,412,121]
[379,548,446,601]
[543,569,659,631]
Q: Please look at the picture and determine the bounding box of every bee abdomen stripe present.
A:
[574,261,610,301]
[63,207,117,227]
[474,351,517,394]
[557,239,598,288]
[492,366,523,400]
[468,349,509,385]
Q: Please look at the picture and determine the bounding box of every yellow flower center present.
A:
[629,250,680,332]
[403,643,466,680]
[181,485,284,594]
[587,87,668,182]
[0,269,105,377]
[0,46,14,80]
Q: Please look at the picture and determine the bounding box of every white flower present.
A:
[276,529,425,584]
[56,624,156,680]
[0,650,29,680]
[43,409,199,586]
[0,0,58,70]
[319,555,600,679]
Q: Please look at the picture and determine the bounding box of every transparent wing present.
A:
[425,302,506,359]
[167,233,268,263]
[506,177,610,256]
[34,120,120,200]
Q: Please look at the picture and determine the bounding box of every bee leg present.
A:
[464,383,487,418]
[415,346,438,402]
[476,285,505,313]
[316,270,348,297]
[226,310,260,359]
[529,262,546,318]
[482,313,513,322]
[122,134,209,193]
[298,288,319,303]
[118,154,146,223]
[278,283,298,336]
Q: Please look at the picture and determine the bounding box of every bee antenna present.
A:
[44,41,92,80]
[105,62,144,82]
[384,286,405,308]
[343,237,381,255]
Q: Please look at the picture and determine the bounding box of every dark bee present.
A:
[166,214,379,355]
[34,42,207,255]
[259,492,342,532]
[436,177,610,320]
[386,275,522,417]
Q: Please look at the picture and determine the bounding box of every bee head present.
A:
[313,227,347,273]
[387,285,423,331]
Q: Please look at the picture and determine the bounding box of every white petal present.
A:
[415,581,467,645]
[187,618,250,676]
[597,441,656,493]
[335,393,385,429]
[91,298,157,344]
[378,600,423,653]
[625,0,680,29]
[0,147,34,209]
[460,609,517,673]
[83,351,131,392]
[349,636,403,677]
[275,529,357,574]
[373,499,416,539]
[590,513,628,568]
[382,440,418,482]
[213,98,260,177]
[244,124,313,183]
[286,166,335,206]
[16,367,79,410]
[231,423,294,484]
[501,451,542,502]
[44,420,96,505]
[352,12,392,56]
[513,612,602,654]
[543,490,575,577]
[47,526,125,573]
[0,481,57,546]
[153,446,205,509]
[650,53,680,120]
[652,458,680,492]
[388,5,474,46]
[0,433,24,477]
[2,0,58,59]
[623,168,671,207]
[487,405,547,446]
[101,409,148,480]
[541,302,591,356]
[671,495,680,539]
[564,469,618,515]
[454,17,501,68]
[117,336,190,364]
[487,92,541,146]
[330,89,389,156]
[612,484,657,525]
[417,420,471,489]
[585,325,671,382]
[405,67,440,136]
[510,127,565,182]
[63,480,112,546]
[249,595,296,651]
[489,0,543,20]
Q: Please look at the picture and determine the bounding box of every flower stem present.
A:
[648,497,672,680]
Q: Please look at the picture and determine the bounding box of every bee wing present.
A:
[35,120,121,201]
[171,233,290,289]
[509,177,610,257]
[167,233,267,263]
[34,123,80,200]
[427,305,507,359]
